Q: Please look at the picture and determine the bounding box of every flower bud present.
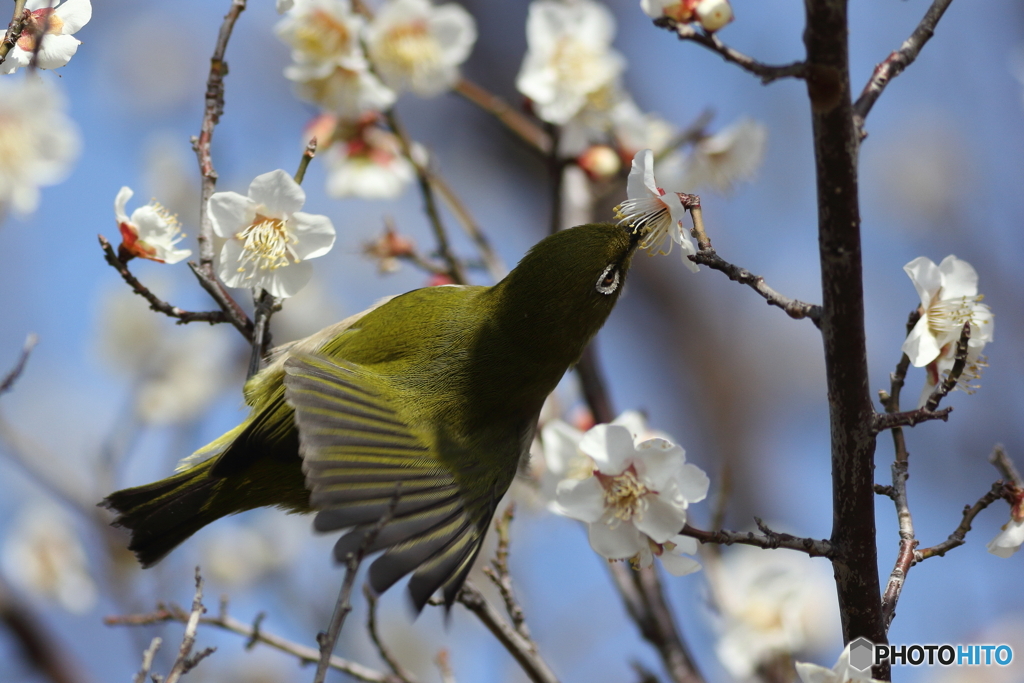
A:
[695,0,733,32]
[578,145,621,181]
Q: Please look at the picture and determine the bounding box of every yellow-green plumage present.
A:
[103,223,638,610]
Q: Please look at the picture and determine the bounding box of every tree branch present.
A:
[681,520,833,557]
[872,406,952,432]
[164,568,215,683]
[364,586,419,683]
[655,19,807,84]
[922,322,970,412]
[454,78,551,155]
[481,504,531,640]
[852,0,955,134]
[0,0,27,65]
[0,333,37,396]
[915,481,1011,561]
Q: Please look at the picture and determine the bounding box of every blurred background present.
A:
[0,0,1022,682]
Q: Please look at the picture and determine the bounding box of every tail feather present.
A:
[101,460,224,568]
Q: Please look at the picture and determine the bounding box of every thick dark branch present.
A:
[454,582,559,683]
[915,482,1011,561]
[0,333,37,396]
[872,406,951,432]
[98,235,230,326]
[681,521,834,558]
[852,0,955,132]
[454,78,551,155]
[656,19,806,84]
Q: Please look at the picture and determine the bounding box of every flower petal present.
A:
[936,255,979,299]
[634,494,687,543]
[588,519,645,560]
[901,317,941,368]
[579,424,636,475]
[248,169,305,217]
[262,260,314,298]
[35,34,80,70]
[541,419,584,477]
[903,256,940,309]
[675,462,711,503]
[634,439,685,491]
[209,192,255,238]
[627,149,656,200]
[114,186,132,223]
[217,240,249,288]
[555,476,606,523]
[667,533,699,555]
[289,212,336,260]
[55,0,92,34]
[660,551,701,576]
[987,517,1024,558]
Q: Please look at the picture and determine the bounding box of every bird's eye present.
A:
[595,264,620,295]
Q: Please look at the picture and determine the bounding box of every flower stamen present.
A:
[236,215,299,279]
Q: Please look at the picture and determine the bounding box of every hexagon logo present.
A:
[849,637,875,672]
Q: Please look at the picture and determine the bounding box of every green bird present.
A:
[103,222,639,611]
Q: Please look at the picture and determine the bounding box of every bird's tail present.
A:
[102,458,226,568]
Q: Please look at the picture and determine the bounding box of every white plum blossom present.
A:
[641,0,733,32]
[901,255,994,406]
[0,79,81,216]
[555,422,709,575]
[321,117,416,199]
[795,644,886,683]
[115,187,191,264]
[291,64,398,118]
[987,488,1024,558]
[614,149,699,272]
[0,0,91,74]
[679,117,767,194]
[711,545,840,678]
[209,169,336,298]
[516,0,625,125]
[1,503,97,613]
[365,0,477,97]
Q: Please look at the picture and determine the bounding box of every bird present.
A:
[103,222,640,611]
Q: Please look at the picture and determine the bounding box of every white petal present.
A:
[937,255,979,299]
[289,212,336,260]
[588,519,645,560]
[987,518,1024,558]
[675,462,711,503]
[430,4,477,66]
[555,477,606,523]
[667,533,698,555]
[575,0,617,47]
[55,0,92,33]
[209,192,255,237]
[541,419,584,476]
[579,424,636,475]
[659,551,701,576]
[901,317,941,367]
[794,661,835,683]
[261,260,314,298]
[634,439,685,491]
[678,229,700,273]
[114,186,132,223]
[34,34,80,70]
[627,149,656,199]
[903,256,940,309]
[248,169,305,217]
[217,240,249,288]
[634,495,687,543]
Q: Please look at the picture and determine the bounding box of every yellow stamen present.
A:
[235,214,298,278]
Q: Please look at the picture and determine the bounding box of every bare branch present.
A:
[655,19,806,84]
[990,445,1024,488]
[454,78,551,155]
[879,460,916,631]
[364,585,419,683]
[97,235,230,327]
[246,290,276,379]
[314,488,400,683]
[107,602,401,683]
[681,521,834,558]
[453,582,559,683]
[164,568,214,683]
[294,136,318,185]
[923,322,970,412]
[872,406,952,432]
[915,482,1011,561]
[853,0,955,133]
[482,504,530,640]
[0,334,37,396]
[0,0,28,65]
[133,637,162,683]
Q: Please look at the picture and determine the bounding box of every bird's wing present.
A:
[283,353,489,611]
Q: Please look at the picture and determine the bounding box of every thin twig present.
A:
[384,111,467,284]
[454,78,551,155]
[247,290,276,379]
[363,585,418,683]
[189,0,254,340]
[872,407,952,432]
[680,521,834,558]
[0,0,28,64]
[314,488,401,683]
[454,582,559,683]
[656,19,807,84]
[0,334,37,396]
[97,235,230,326]
[295,137,318,185]
[923,322,970,412]
[915,482,1011,561]
[107,602,402,683]
[852,0,955,134]
[990,445,1024,488]
[133,638,162,683]
[481,504,530,640]
[164,568,215,683]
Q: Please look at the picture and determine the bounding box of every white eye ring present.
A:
[595,264,620,295]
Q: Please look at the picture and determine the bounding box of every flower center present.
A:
[926,292,988,338]
[17,9,64,51]
[551,38,598,87]
[293,9,353,62]
[601,468,651,523]
[378,21,440,72]
[236,214,297,277]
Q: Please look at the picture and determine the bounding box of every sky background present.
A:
[1,1,1023,682]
